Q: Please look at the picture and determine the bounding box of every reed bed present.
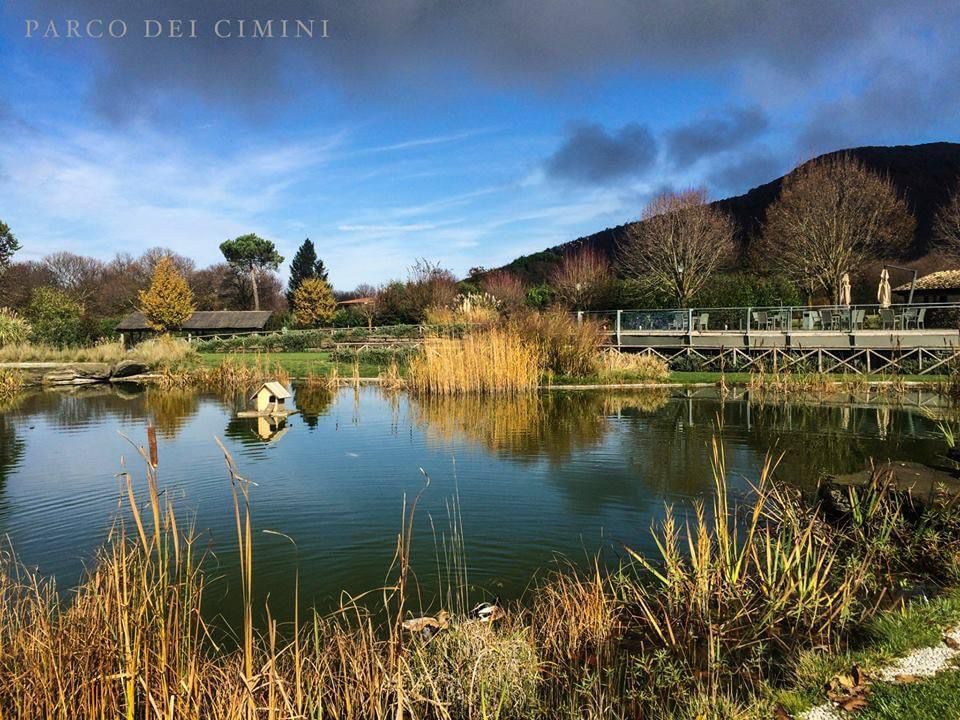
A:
[408,328,541,395]
[0,336,195,366]
[159,355,290,392]
[597,350,670,381]
[1,430,960,719]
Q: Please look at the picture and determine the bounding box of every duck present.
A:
[470,598,505,623]
[402,609,450,640]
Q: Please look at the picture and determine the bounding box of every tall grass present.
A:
[0,336,195,367]
[408,328,541,395]
[159,354,290,392]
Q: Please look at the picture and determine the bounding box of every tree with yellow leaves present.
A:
[292,277,336,327]
[138,256,195,332]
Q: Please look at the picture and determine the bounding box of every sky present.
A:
[1,1,959,288]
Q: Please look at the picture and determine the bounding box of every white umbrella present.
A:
[878,268,892,309]
[840,272,852,307]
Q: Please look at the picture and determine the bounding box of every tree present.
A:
[481,271,527,313]
[26,287,85,346]
[292,277,336,327]
[0,221,21,276]
[619,188,735,307]
[758,156,915,304]
[549,247,611,309]
[934,184,960,257]
[219,234,284,311]
[138,256,195,332]
[286,238,328,305]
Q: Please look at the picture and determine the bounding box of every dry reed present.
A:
[408,328,541,395]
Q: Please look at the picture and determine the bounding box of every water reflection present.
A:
[0,383,951,622]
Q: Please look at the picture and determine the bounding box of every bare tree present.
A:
[43,252,105,302]
[934,184,960,257]
[481,270,527,313]
[550,246,611,309]
[759,156,915,304]
[619,188,735,307]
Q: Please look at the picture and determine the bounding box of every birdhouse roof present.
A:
[252,381,291,400]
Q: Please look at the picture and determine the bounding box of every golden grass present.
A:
[0,367,25,399]
[159,354,290,392]
[598,350,670,381]
[408,328,541,395]
[0,336,196,367]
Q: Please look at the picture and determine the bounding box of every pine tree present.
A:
[138,256,195,332]
[292,277,336,327]
[287,238,329,304]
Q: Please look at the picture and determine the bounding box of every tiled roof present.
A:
[893,270,960,292]
[116,311,273,331]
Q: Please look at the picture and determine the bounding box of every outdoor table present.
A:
[801,311,818,330]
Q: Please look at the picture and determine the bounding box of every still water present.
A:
[0,385,950,622]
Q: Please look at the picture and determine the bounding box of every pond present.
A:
[0,384,951,625]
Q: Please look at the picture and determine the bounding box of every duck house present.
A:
[240,381,292,417]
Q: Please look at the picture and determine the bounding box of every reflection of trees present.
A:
[145,388,200,438]
[0,415,25,509]
[12,386,147,428]
[742,397,943,490]
[293,384,335,429]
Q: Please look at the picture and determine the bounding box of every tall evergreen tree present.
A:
[287,238,328,304]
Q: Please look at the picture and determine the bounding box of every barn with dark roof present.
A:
[116,310,273,342]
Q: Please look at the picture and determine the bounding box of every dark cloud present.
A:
[666,107,768,168]
[545,123,657,184]
[799,48,960,155]
[6,0,951,119]
[707,147,784,195]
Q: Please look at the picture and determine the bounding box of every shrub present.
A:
[26,287,85,346]
[0,308,32,347]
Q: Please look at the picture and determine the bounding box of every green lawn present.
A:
[198,352,385,378]
[774,588,960,715]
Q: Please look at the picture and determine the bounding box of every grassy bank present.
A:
[2,430,960,718]
[198,351,386,378]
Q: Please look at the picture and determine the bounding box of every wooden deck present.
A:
[612,328,960,351]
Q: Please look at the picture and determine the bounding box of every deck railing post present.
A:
[576,311,583,325]
[687,308,693,346]
[746,306,752,343]
[616,310,622,350]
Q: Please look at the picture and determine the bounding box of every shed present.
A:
[251,381,291,414]
[893,270,960,303]
[116,310,273,342]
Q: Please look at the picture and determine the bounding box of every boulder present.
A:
[41,363,112,386]
[111,360,150,379]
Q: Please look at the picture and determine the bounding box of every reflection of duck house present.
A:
[238,381,292,418]
[256,415,289,442]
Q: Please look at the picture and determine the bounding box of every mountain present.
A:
[494,142,960,284]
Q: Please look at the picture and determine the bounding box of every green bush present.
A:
[27,287,85,346]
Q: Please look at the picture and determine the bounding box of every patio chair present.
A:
[819,309,836,330]
[852,309,865,330]
[916,307,927,330]
[879,308,899,329]
[902,308,919,329]
[695,312,709,331]
[752,311,768,330]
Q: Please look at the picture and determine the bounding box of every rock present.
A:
[111,360,149,379]
[41,363,112,386]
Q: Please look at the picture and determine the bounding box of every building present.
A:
[250,381,291,414]
[116,310,273,343]
[893,270,960,304]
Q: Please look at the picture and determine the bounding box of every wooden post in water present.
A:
[147,424,158,468]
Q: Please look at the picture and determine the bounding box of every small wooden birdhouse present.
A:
[250,381,291,414]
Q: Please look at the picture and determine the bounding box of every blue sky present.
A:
[1,1,959,288]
